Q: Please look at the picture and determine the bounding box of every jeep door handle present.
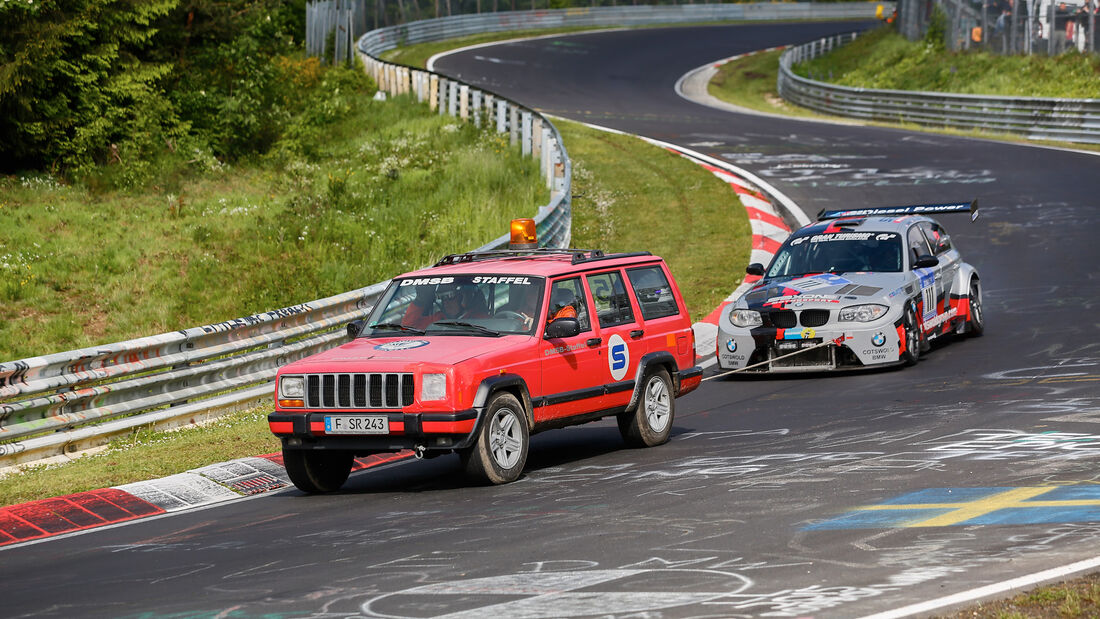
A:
[586,337,602,347]
[630,329,644,339]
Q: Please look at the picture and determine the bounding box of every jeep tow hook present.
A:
[413,445,427,459]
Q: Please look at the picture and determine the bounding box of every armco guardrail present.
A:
[354,2,883,56]
[0,215,570,469]
[1,2,885,470]
[778,32,1100,144]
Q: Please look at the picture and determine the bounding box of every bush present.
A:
[0,0,179,174]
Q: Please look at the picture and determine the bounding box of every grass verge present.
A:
[0,91,545,362]
[795,26,1100,99]
[936,572,1100,617]
[707,42,1100,152]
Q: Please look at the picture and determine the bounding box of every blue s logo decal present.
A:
[607,334,630,381]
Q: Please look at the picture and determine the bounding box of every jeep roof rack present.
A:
[433,248,653,267]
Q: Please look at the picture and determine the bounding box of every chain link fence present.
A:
[897,0,1097,53]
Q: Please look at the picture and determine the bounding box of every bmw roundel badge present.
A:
[871,332,886,347]
[726,339,737,353]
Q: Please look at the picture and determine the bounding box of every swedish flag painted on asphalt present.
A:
[805,486,1100,530]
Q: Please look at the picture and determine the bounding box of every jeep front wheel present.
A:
[462,392,529,484]
[283,449,353,493]
[618,369,674,447]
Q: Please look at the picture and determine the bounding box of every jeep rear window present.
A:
[627,265,680,320]
[368,275,545,335]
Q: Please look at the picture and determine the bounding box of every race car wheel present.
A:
[966,279,984,337]
[618,369,674,448]
[283,449,353,493]
[901,306,922,367]
[462,392,528,484]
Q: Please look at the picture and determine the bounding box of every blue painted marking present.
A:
[879,487,1008,504]
[804,508,951,530]
[611,343,627,370]
[1036,486,1100,500]
[965,506,1100,526]
[804,486,1100,531]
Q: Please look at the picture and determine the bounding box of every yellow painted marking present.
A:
[856,487,1100,528]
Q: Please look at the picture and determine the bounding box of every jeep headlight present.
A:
[279,376,305,398]
[420,373,447,401]
[839,304,889,322]
[729,308,763,328]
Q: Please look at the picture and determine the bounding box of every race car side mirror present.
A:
[347,319,366,339]
[746,263,765,276]
[913,254,939,269]
[544,317,580,339]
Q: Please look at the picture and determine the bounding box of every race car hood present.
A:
[738,272,912,310]
[281,335,527,373]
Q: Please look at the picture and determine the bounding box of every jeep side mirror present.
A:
[347,319,366,339]
[746,263,765,277]
[544,317,580,339]
[913,254,939,269]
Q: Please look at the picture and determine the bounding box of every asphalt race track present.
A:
[3,20,1100,619]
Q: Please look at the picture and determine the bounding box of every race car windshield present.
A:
[767,232,903,278]
[366,274,545,336]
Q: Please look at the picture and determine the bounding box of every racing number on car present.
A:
[608,333,629,381]
[917,269,937,322]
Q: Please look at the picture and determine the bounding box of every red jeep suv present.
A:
[268,220,702,492]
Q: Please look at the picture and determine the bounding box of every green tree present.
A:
[150,0,308,161]
[0,0,179,173]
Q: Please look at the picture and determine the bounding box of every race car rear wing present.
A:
[817,199,979,222]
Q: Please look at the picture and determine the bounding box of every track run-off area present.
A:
[2,20,1099,619]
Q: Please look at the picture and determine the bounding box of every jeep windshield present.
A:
[365,274,545,336]
[767,232,902,278]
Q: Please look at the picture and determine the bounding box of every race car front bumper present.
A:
[716,319,904,373]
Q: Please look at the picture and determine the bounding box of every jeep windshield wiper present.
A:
[369,322,425,335]
[428,320,501,336]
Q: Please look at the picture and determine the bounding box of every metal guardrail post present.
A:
[521,112,532,156]
[510,105,520,146]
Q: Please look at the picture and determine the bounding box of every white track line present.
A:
[856,556,1100,619]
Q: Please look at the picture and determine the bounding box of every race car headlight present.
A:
[420,373,447,401]
[839,304,889,322]
[279,376,305,399]
[729,308,763,328]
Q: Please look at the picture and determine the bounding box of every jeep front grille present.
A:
[305,373,414,409]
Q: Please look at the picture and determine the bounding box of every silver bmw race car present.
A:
[716,201,984,373]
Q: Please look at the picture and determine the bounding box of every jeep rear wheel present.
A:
[283,449,353,493]
[618,369,674,447]
[462,392,528,484]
